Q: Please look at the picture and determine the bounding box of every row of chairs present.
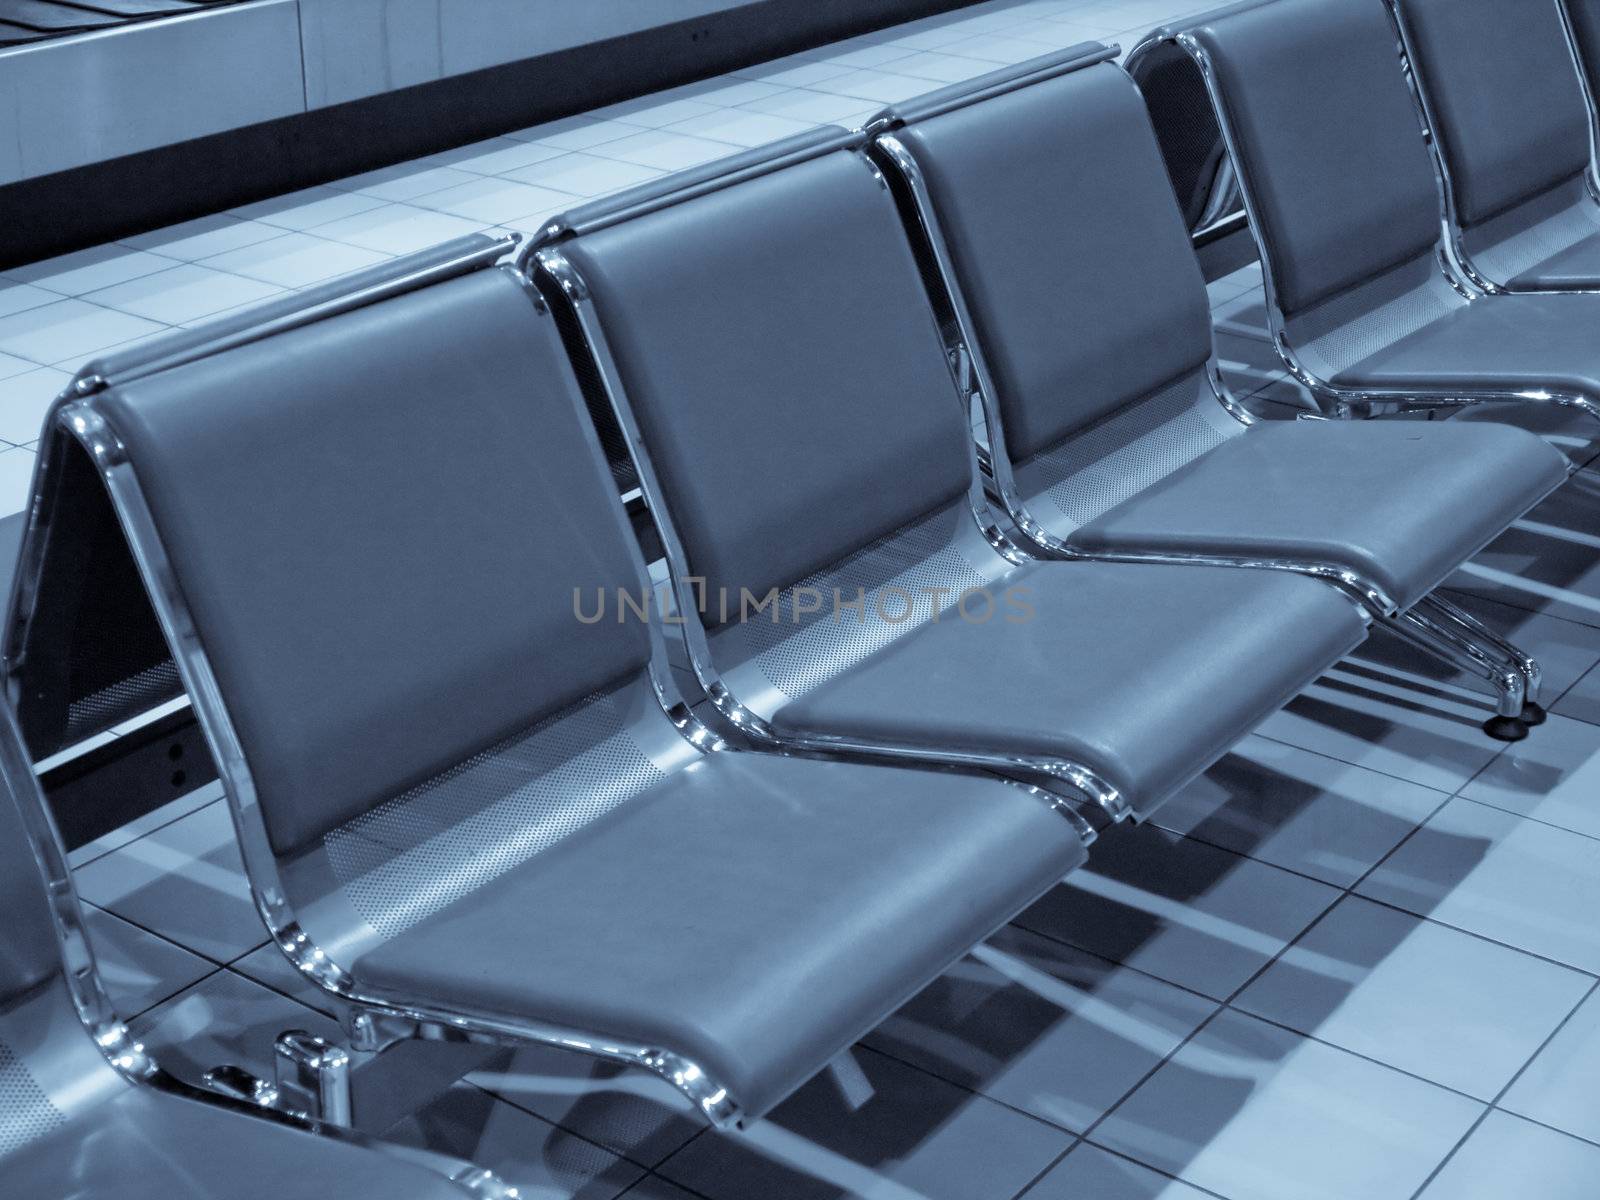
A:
[1135,0,1600,420]
[1,29,1595,1195]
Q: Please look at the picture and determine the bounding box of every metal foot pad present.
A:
[1484,715,1531,742]
[1521,701,1548,727]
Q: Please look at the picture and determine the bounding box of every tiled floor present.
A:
[13,0,1600,1197]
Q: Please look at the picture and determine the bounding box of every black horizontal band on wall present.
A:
[0,0,979,270]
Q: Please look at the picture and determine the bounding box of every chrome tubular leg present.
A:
[1385,609,1529,741]
[1416,594,1545,723]
[274,1030,354,1125]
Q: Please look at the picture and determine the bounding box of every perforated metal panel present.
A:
[1465,178,1600,286]
[1018,372,1229,531]
[62,660,182,746]
[325,687,664,941]
[0,1038,65,1160]
[1289,253,1463,380]
[729,506,988,701]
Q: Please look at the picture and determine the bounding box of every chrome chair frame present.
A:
[1382,0,1600,298]
[1133,23,1600,431]
[0,697,515,1197]
[517,155,1129,825]
[10,234,771,1132]
[864,76,1545,734]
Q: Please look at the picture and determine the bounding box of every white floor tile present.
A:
[1418,1110,1600,1200]
[1256,652,1511,796]
[0,445,37,517]
[739,89,879,124]
[1156,734,1446,888]
[468,1043,703,1168]
[330,162,484,202]
[128,969,342,1088]
[1234,895,1591,1099]
[73,799,267,962]
[398,175,574,226]
[1461,713,1600,841]
[1028,1143,1215,1199]
[1095,1009,1483,1200]
[0,299,165,365]
[1500,985,1600,1143]
[308,204,489,255]
[84,263,283,325]
[0,280,64,319]
[199,232,391,290]
[866,925,1217,1132]
[1359,797,1600,973]
[659,1047,1072,1200]
[1016,823,1340,1000]
[385,1082,647,1200]
[510,116,646,152]
[0,366,70,445]
[587,129,742,171]
[5,244,179,296]
[228,184,390,232]
[122,213,287,262]
[664,109,820,148]
[506,153,664,198]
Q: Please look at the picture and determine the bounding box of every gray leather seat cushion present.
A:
[894,62,1215,460]
[96,269,650,855]
[1397,0,1591,229]
[1191,0,1442,316]
[1069,420,1567,610]
[771,560,1366,809]
[1331,292,1600,400]
[5,1085,467,1200]
[1506,230,1600,290]
[354,751,1082,1120]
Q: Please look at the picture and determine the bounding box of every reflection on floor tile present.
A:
[1016,823,1339,1000]
[1554,658,1600,727]
[469,1043,704,1169]
[73,798,268,962]
[1417,1110,1600,1200]
[1233,895,1591,1099]
[83,903,214,1018]
[1359,797,1600,973]
[65,780,223,869]
[866,925,1216,1133]
[1257,651,1513,797]
[1026,1142,1213,1199]
[1450,470,1600,631]
[129,969,342,1088]
[1094,1009,1483,1200]
[658,1047,1071,1200]
[1460,713,1600,840]
[230,940,344,1020]
[1500,985,1600,1144]
[1156,735,1445,887]
[384,1082,647,1200]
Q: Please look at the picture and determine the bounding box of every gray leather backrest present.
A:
[898,62,1214,462]
[1399,0,1591,226]
[562,151,973,612]
[1192,0,1442,316]
[1571,0,1600,104]
[98,269,651,856]
[0,712,62,1007]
